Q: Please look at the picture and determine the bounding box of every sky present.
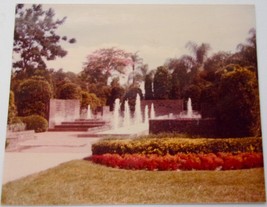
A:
[37,4,257,74]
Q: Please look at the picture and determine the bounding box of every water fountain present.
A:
[134,94,142,125]
[87,105,92,119]
[179,98,201,119]
[144,105,149,126]
[150,103,155,119]
[149,97,216,136]
[123,100,131,128]
[96,94,149,137]
[113,99,120,130]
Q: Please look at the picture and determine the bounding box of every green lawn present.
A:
[1,160,266,205]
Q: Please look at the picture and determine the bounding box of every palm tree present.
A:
[185,41,211,71]
[130,51,143,84]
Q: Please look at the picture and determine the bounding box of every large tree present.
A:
[153,66,170,99]
[82,47,133,85]
[13,4,75,76]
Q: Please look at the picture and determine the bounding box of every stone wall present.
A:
[49,99,80,128]
[141,100,184,117]
[149,118,217,137]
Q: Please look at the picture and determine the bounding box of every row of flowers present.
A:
[87,152,264,171]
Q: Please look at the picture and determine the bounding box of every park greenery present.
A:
[8,4,261,137]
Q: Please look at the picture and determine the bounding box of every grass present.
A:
[1,159,266,205]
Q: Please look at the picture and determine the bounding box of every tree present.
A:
[122,86,143,112]
[13,4,76,76]
[82,47,132,85]
[129,52,143,84]
[235,28,258,76]
[186,42,211,70]
[15,77,53,118]
[57,82,81,100]
[216,65,260,137]
[167,57,191,99]
[80,91,101,111]
[144,71,154,100]
[153,66,170,99]
[107,77,125,111]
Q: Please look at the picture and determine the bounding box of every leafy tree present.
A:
[80,91,101,111]
[51,69,87,98]
[15,77,52,118]
[203,51,231,82]
[82,47,132,85]
[13,4,76,76]
[144,71,154,100]
[87,83,111,107]
[167,57,191,99]
[57,82,81,100]
[153,66,170,99]
[236,28,257,69]
[216,65,260,137]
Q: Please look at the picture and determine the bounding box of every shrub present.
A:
[15,77,52,118]
[21,115,48,133]
[91,137,263,156]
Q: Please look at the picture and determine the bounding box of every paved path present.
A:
[2,131,102,184]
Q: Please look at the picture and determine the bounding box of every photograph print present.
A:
[1,3,265,205]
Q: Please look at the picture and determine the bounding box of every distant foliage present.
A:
[82,47,132,85]
[80,91,101,111]
[144,72,154,100]
[153,66,170,99]
[58,82,81,100]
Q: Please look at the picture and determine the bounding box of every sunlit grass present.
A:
[1,160,265,205]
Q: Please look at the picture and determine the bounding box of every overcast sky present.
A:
[34,4,255,74]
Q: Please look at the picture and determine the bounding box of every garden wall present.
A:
[149,118,217,137]
[141,100,184,117]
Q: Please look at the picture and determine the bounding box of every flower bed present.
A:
[88,152,263,171]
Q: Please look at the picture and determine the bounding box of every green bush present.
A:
[21,115,48,133]
[92,136,263,155]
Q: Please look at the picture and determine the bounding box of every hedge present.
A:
[92,137,263,155]
[21,114,48,133]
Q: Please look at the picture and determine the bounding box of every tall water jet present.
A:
[123,100,131,128]
[87,105,92,119]
[113,98,120,129]
[187,98,193,118]
[144,105,149,126]
[134,94,142,125]
[150,103,155,119]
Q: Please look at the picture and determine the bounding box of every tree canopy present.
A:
[82,47,133,85]
[13,4,76,76]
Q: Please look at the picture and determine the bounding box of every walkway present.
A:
[2,131,102,184]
